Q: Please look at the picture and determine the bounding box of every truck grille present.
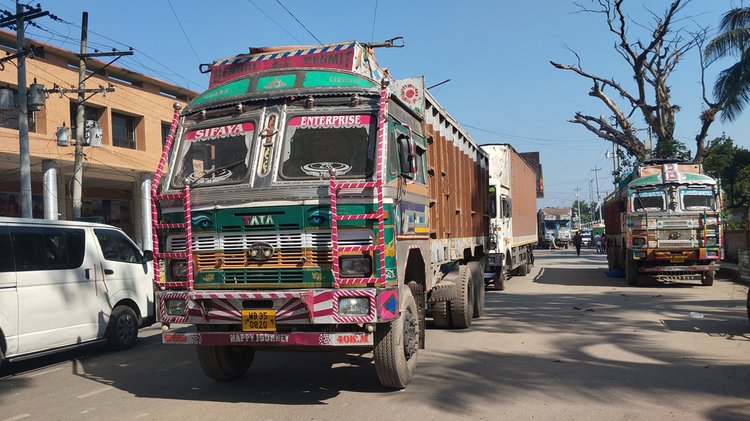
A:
[166,229,373,270]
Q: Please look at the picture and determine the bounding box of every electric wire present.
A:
[166,0,202,65]
[247,0,303,45]
[275,0,322,45]
[370,0,378,42]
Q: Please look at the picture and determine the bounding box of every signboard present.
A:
[210,45,358,87]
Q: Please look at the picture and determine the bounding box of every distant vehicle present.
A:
[538,207,572,248]
[0,217,155,366]
[580,228,592,248]
[482,144,539,290]
[603,161,721,286]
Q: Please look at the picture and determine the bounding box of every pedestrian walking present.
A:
[572,230,583,256]
[594,233,602,254]
[600,235,607,254]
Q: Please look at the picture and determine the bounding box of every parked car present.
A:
[0,217,154,366]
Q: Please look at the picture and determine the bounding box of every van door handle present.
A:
[84,268,91,279]
[104,269,114,275]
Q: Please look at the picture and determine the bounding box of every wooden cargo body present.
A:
[423,92,488,245]
[509,147,538,244]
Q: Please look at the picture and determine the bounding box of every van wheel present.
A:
[108,306,138,350]
[197,345,255,381]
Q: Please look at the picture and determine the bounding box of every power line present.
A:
[370,0,378,42]
[275,0,322,45]
[167,0,202,64]
[248,0,303,45]
[465,123,596,143]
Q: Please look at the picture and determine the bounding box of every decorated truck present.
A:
[481,144,539,289]
[603,161,722,286]
[150,39,489,389]
[537,207,572,248]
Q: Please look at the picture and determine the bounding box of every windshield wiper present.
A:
[187,159,245,187]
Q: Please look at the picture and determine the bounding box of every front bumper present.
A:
[163,330,373,347]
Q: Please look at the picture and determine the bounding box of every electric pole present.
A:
[68,12,132,220]
[0,2,49,217]
[592,167,602,222]
[71,11,87,221]
[576,186,581,228]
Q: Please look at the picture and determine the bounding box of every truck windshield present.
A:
[681,189,716,211]
[631,190,665,212]
[172,122,254,187]
[279,114,376,179]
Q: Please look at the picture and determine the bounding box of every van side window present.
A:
[0,230,14,272]
[11,228,86,271]
[94,229,141,263]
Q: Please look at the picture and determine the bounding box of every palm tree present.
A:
[705,7,750,122]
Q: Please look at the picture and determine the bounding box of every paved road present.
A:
[1,249,748,420]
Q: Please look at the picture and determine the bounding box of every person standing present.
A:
[594,233,602,254]
[572,230,583,256]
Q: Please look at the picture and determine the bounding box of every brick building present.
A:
[0,30,198,247]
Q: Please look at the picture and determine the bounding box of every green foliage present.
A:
[705,7,750,122]
[704,135,750,207]
[652,138,692,161]
[571,200,592,224]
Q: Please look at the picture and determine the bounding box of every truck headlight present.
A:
[165,299,187,316]
[339,255,372,278]
[338,297,370,316]
[632,237,646,247]
[170,260,188,280]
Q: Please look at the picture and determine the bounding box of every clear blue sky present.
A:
[17,0,750,208]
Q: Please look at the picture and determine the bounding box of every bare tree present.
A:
[550,0,720,163]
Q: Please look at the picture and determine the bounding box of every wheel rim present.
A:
[402,309,418,361]
[116,312,136,342]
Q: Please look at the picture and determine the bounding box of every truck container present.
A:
[603,161,722,286]
[150,39,489,389]
[481,144,539,289]
[538,207,572,248]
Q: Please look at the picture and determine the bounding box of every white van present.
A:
[0,217,154,364]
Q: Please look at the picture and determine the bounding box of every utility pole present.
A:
[0,2,49,217]
[71,12,87,220]
[68,12,132,220]
[592,167,602,223]
[574,186,582,227]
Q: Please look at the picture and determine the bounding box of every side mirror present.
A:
[397,134,415,178]
[142,250,154,263]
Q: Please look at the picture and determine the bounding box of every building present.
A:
[0,30,198,248]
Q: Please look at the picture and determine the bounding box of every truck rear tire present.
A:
[468,261,485,318]
[197,345,255,381]
[374,287,419,389]
[431,301,451,328]
[493,269,506,291]
[450,265,474,329]
[625,257,639,286]
[701,270,715,286]
[517,262,528,276]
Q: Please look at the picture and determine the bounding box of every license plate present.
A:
[669,256,685,263]
[241,309,276,332]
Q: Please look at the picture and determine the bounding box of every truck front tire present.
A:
[197,345,255,381]
[374,287,419,389]
[701,270,715,286]
[493,268,506,291]
[625,257,639,286]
